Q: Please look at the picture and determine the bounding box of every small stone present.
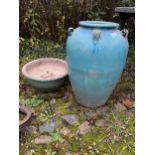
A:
[27,126,37,134]
[63,92,70,102]
[48,92,59,98]
[60,127,71,136]
[85,112,97,119]
[34,135,51,145]
[78,121,91,135]
[50,98,56,106]
[123,99,134,109]
[62,114,79,125]
[24,151,32,155]
[90,119,94,124]
[125,111,132,117]
[63,96,68,102]
[24,150,35,155]
[95,119,106,127]
[96,106,109,115]
[65,152,73,155]
[39,120,56,133]
[67,104,74,112]
[115,102,126,111]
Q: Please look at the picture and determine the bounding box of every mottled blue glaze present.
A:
[66,21,129,107]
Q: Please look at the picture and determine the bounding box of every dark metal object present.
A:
[19,105,32,131]
[115,7,135,30]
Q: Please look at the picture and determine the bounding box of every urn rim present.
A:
[79,21,119,28]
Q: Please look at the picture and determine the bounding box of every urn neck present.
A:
[79,21,119,29]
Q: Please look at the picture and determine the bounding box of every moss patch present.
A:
[20,40,135,155]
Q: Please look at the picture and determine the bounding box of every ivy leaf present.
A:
[50,132,64,143]
[24,96,43,107]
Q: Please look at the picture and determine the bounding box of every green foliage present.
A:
[50,132,64,143]
[24,96,43,107]
[20,0,51,39]
[37,113,52,123]
[19,37,40,54]
[20,0,135,44]
[19,40,65,62]
[118,0,135,7]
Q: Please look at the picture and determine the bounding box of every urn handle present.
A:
[121,29,128,38]
[68,27,74,36]
[92,29,101,41]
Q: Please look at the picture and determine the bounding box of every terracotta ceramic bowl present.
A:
[19,105,32,131]
[22,58,68,92]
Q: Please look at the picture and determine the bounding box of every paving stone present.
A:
[62,114,79,125]
[85,112,97,119]
[95,119,106,127]
[39,120,56,133]
[96,106,109,115]
[115,102,126,111]
[34,135,51,145]
[78,121,91,135]
[27,126,37,134]
[60,127,71,136]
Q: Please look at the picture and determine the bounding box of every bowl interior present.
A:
[23,58,68,81]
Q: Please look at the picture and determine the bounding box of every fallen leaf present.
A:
[123,99,134,109]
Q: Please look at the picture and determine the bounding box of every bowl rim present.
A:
[19,105,32,131]
[22,58,68,82]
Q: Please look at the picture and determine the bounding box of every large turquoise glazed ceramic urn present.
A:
[66,21,129,107]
